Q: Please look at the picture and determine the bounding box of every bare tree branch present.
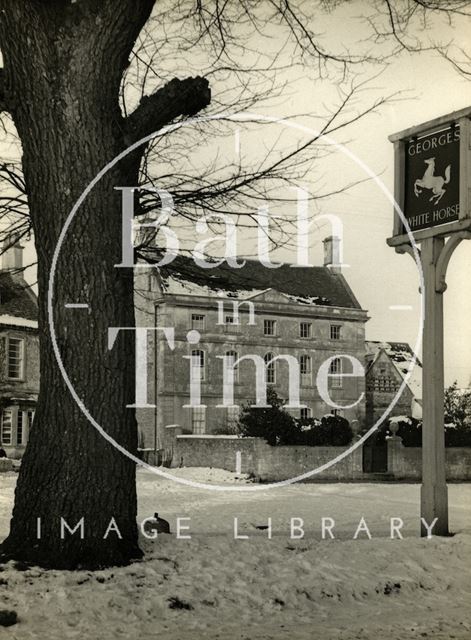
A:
[125,76,211,144]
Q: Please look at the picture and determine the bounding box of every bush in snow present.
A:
[238,388,301,446]
[296,414,354,446]
[239,390,354,447]
[385,412,471,447]
[386,416,422,447]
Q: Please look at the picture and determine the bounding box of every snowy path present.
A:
[0,469,470,639]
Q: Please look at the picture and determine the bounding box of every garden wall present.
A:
[162,426,364,482]
[387,436,471,481]
[167,434,263,475]
[158,426,471,482]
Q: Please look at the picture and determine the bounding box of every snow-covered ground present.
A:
[1,468,471,639]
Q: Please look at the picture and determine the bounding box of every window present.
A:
[373,376,397,392]
[191,314,205,331]
[263,319,276,336]
[300,322,312,339]
[264,352,276,384]
[300,354,312,385]
[225,350,239,383]
[7,337,24,380]
[20,410,34,446]
[224,314,240,333]
[192,406,206,434]
[16,410,23,446]
[0,408,34,447]
[191,349,205,381]
[329,357,343,388]
[1,410,12,445]
[300,407,312,421]
[330,324,341,341]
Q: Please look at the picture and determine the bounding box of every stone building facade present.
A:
[0,238,39,458]
[135,242,369,450]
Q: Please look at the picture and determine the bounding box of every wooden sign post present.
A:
[387,107,471,536]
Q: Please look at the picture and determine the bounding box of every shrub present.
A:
[239,390,354,446]
[385,415,471,447]
[445,424,471,447]
[296,414,354,447]
[212,423,241,436]
[386,416,422,447]
[238,388,301,446]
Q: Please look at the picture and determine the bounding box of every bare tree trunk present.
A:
[0,0,209,569]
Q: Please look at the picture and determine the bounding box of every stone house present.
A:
[135,239,369,450]
[364,340,422,426]
[0,238,39,458]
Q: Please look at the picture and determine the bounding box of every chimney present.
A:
[323,236,341,274]
[1,233,24,272]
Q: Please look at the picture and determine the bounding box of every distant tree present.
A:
[444,382,471,446]
[444,381,471,429]
[385,390,471,447]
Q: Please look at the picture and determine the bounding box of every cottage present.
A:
[364,340,422,425]
[0,236,39,458]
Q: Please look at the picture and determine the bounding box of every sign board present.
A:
[404,126,460,232]
[387,107,471,244]
[387,108,471,537]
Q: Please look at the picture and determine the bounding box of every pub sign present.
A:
[404,125,460,232]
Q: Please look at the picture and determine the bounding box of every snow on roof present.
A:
[0,271,37,321]
[161,275,268,300]
[365,340,422,400]
[0,314,38,329]
[155,254,361,309]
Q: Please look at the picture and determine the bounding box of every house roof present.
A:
[156,254,363,309]
[0,271,38,323]
[365,340,422,400]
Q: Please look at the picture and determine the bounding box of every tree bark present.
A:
[0,0,210,569]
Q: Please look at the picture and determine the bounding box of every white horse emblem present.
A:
[414,157,451,204]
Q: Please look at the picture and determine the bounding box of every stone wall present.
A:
[160,427,471,482]
[254,443,364,482]
[168,434,263,475]
[387,436,471,481]
[164,427,364,482]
